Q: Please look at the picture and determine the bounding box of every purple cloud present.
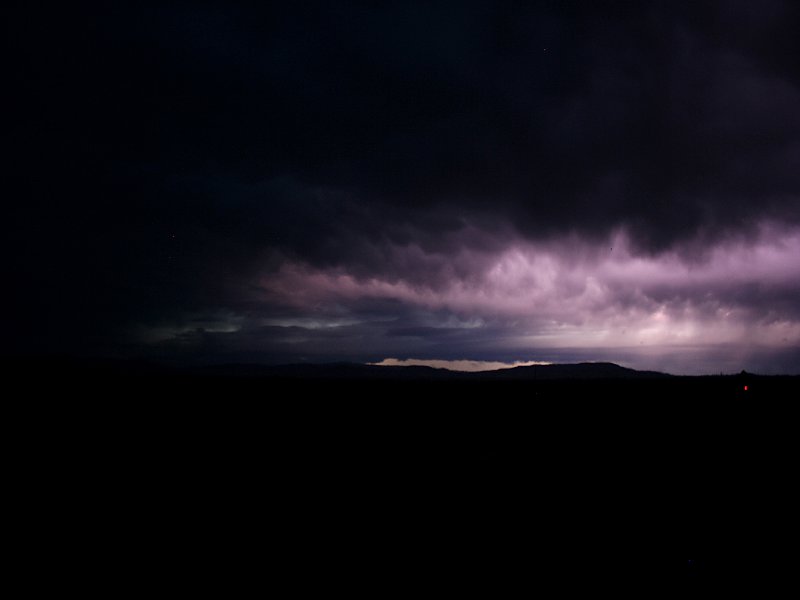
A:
[247,221,800,373]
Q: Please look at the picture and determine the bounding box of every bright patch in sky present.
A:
[369,358,552,372]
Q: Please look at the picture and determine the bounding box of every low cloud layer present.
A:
[130,222,800,374]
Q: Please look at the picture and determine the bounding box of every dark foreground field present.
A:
[7,358,799,593]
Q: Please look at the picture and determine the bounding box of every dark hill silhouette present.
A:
[188,361,448,380]
[476,361,669,380]
[182,360,670,381]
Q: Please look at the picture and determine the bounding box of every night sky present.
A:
[7,1,800,373]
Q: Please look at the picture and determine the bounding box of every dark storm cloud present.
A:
[14,2,799,226]
[6,1,800,371]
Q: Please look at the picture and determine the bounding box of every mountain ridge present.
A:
[477,361,669,380]
[185,360,671,380]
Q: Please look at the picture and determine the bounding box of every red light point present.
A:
[743,385,748,391]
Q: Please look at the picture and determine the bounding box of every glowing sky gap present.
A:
[369,358,552,372]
